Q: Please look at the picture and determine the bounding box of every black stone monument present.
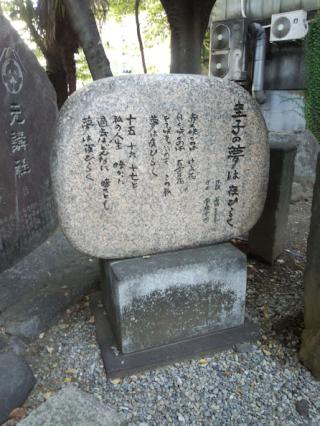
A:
[0,15,58,272]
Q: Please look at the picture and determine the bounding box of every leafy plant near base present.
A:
[305,13,320,143]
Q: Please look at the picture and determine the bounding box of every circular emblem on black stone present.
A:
[1,56,23,94]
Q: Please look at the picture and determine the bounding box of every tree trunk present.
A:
[299,153,320,379]
[160,0,216,74]
[20,0,76,107]
[135,0,147,74]
[63,48,77,95]
[46,52,69,109]
[62,0,113,80]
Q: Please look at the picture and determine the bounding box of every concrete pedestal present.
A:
[300,154,320,380]
[100,243,247,354]
[248,134,297,264]
[92,243,257,377]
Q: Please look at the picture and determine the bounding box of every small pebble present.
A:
[295,399,309,417]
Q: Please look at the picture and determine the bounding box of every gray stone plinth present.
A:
[19,385,122,426]
[52,74,269,259]
[100,243,247,354]
[248,134,297,264]
[300,153,320,380]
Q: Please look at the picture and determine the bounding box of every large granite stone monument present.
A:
[52,74,269,376]
[0,15,58,272]
[52,75,268,258]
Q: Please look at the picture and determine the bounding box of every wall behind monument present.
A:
[211,0,320,21]
[210,0,320,200]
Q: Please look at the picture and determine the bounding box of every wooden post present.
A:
[300,153,320,379]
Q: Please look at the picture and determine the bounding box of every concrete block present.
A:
[101,243,247,354]
[248,134,297,264]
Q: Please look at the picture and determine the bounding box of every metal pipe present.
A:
[212,0,320,21]
[250,22,267,104]
[240,0,247,18]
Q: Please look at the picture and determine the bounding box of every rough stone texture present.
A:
[300,154,320,380]
[101,243,247,354]
[292,129,320,201]
[19,385,122,426]
[0,229,99,340]
[0,352,35,424]
[248,135,297,264]
[52,74,269,259]
[0,15,58,272]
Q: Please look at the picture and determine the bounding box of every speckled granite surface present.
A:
[51,74,269,258]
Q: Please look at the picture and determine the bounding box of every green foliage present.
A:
[76,49,92,83]
[305,13,320,143]
[109,0,134,19]
[2,0,41,36]
[1,0,109,77]
[2,0,109,44]
[1,0,46,62]
[110,0,169,43]
[143,0,168,43]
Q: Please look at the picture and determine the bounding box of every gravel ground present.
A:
[8,200,320,425]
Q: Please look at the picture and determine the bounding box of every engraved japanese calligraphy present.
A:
[0,15,57,271]
[52,75,269,259]
[226,101,247,228]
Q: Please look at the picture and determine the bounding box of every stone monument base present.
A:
[92,243,257,377]
[90,292,258,378]
[100,244,247,353]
